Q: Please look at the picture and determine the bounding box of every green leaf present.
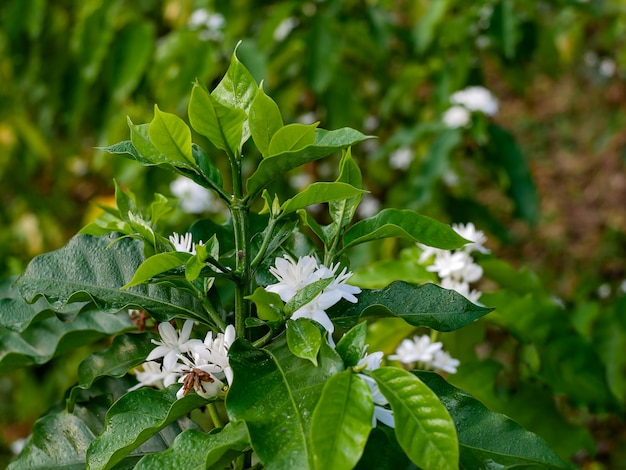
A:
[286,318,322,365]
[123,252,191,288]
[249,85,283,156]
[188,82,246,159]
[342,208,469,251]
[487,124,538,225]
[280,182,366,218]
[246,287,284,322]
[16,234,209,324]
[369,367,458,470]
[268,122,318,156]
[97,140,150,166]
[0,309,131,373]
[128,119,194,171]
[246,127,372,199]
[86,386,209,470]
[310,371,373,470]
[416,371,570,469]
[284,277,333,315]
[327,281,493,331]
[134,422,249,470]
[185,235,220,282]
[212,44,258,112]
[336,321,367,368]
[191,143,223,189]
[67,332,156,410]
[226,335,344,469]
[297,209,330,247]
[329,149,364,231]
[355,426,417,470]
[149,104,194,165]
[8,410,96,470]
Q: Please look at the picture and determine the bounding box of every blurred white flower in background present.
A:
[170,176,218,214]
[274,17,298,41]
[389,334,460,374]
[357,195,381,219]
[442,105,471,128]
[450,86,499,116]
[389,147,414,170]
[188,9,225,41]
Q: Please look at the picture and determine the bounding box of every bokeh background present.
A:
[1,0,626,468]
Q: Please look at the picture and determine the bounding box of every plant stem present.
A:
[250,216,277,270]
[207,402,224,428]
[200,296,226,331]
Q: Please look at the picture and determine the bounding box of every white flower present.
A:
[176,355,226,400]
[440,278,482,304]
[450,86,499,116]
[10,438,27,456]
[430,350,460,374]
[597,283,611,299]
[427,251,471,280]
[129,361,181,391]
[389,335,442,364]
[357,350,384,371]
[274,17,298,41]
[389,147,413,170]
[190,324,235,385]
[169,232,203,255]
[360,374,394,428]
[188,9,225,41]
[599,58,616,78]
[266,255,322,302]
[291,299,335,335]
[452,222,490,254]
[315,263,361,307]
[357,195,381,219]
[620,279,626,294]
[146,320,195,371]
[170,176,216,214]
[442,105,471,128]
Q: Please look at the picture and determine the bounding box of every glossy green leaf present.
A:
[226,335,344,469]
[342,208,469,251]
[188,82,246,159]
[335,321,367,367]
[212,44,258,112]
[128,119,194,170]
[191,143,223,189]
[369,367,458,470]
[329,149,364,231]
[67,332,156,410]
[249,85,283,156]
[134,422,249,470]
[97,140,150,166]
[149,104,194,165]
[297,209,330,247]
[280,182,366,218]
[350,258,436,289]
[0,309,131,373]
[286,318,322,365]
[184,235,220,282]
[86,386,209,470]
[123,252,191,288]
[327,281,493,331]
[8,410,96,470]
[16,234,209,324]
[284,277,333,315]
[310,371,373,470]
[246,287,284,322]
[268,122,318,156]
[416,371,570,469]
[246,127,372,199]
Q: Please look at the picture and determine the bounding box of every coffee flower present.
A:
[146,319,195,371]
[357,349,394,428]
[450,86,499,116]
[390,334,460,375]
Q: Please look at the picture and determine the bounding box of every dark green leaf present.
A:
[268,123,318,156]
[416,371,570,469]
[336,321,367,367]
[16,234,210,324]
[310,371,373,470]
[329,149,364,231]
[342,208,469,251]
[226,335,344,469]
[191,143,223,189]
[123,252,191,288]
[370,367,458,470]
[285,277,333,315]
[67,332,156,410]
[86,386,209,470]
[246,287,284,322]
[327,281,493,331]
[134,422,249,470]
[286,318,322,365]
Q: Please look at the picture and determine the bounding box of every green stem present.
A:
[207,402,224,429]
[200,296,226,331]
[250,216,277,270]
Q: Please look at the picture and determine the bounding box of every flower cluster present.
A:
[131,320,235,400]
[170,176,221,214]
[419,222,489,304]
[389,334,460,374]
[442,85,499,128]
[265,255,361,336]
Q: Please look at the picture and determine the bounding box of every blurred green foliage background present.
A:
[2,0,626,468]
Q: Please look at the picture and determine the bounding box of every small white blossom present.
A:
[176,354,226,400]
[266,255,322,302]
[442,105,471,128]
[356,349,395,428]
[357,195,381,219]
[297,112,318,125]
[10,438,27,456]
[440,278,482,304]
[452,222,490,254]
[146,320,195,371]
[598,283,611,299]
[416,243,446,264]
[190,324,235,385]
[274,17,298,41]
[430,350,460,374]
[169,232,204,255]
[599,58,616,78]
[450,86,499,116]
[170,176,217,214]
[129,361,181,391]
[389,147,414,170]
[291,298,335,335]
[620,280,626,294]
[188,9,225,41]
[389,334,443,364]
